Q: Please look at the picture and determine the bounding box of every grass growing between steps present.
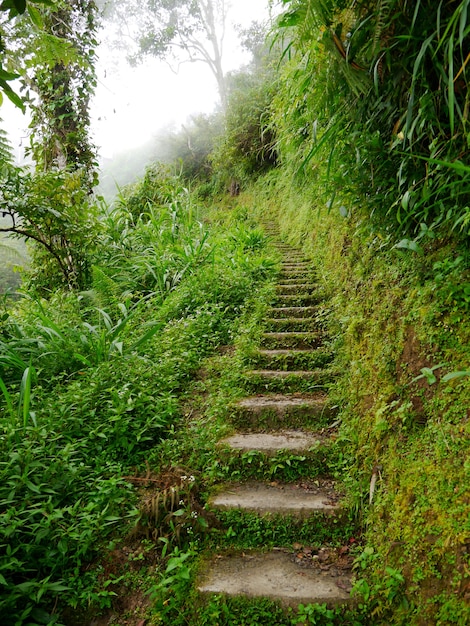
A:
[239,172,470,625]
[0,189,281,625]
[74,233,366,625]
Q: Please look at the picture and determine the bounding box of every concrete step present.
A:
[209,480,341,516]
[275,293,322,306]
[218,429,327,455]
[230,393,337,429]
[276,283,318,295]
[281,263,312,271]
[268,306,318,319]
[265,317,318,332]
[243,368,336,393]
[260,331,324,350]
[278,271,316,281]
[250,348,335,371]
[197,550,352,607]
[276,277,316,285]
[279,256,309,262]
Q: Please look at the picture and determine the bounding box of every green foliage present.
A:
[24,0,99,185]
[0,170,276,623]
[163,113,224,182]
[273,0,470,241]
[212,66,278,184]
[0,166,101,290]
[195,596,291,626]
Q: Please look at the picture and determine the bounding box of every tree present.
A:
[111,0,230,109]
[2,0,99,187]
[27,0,99,188]
[0,1,102,290]
[0,0,50,108]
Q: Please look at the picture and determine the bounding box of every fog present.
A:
[3,0,273,189]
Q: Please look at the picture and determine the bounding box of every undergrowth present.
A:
[241,171,470,625]
[0,172,278,625]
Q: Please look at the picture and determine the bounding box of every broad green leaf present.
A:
[0,68,20,81]
[27,3,43,27]
[395,239,423,254]
[442,370,470,382]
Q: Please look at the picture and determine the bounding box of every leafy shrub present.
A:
[273,0,470,241]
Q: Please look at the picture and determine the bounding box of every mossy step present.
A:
[265,317,318,332]
[279,256,309,263]
[274,293,322,306]
[260,331,324,350]
[218,429,327,455]
[278,271,316,281]
[268,306,318,319]
[230,393,336,429]
[276,277,316,285]
[197,550,352,607]
[209,481,340,516]
[281,263,312,271]
[243,368,336,393]
[251,348,335,370]
[276,283,318,294]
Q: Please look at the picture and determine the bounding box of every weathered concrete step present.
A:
[278,254,307,261]
[279,271,316,281]
[251,348,335,371]
[265,317,318,332]
[197,550,351,607]
[260,331,324,350]
[218,429,326,455]
[268,306,318,319]
[277,277,316,285]
[276,283,318,294]
[281,263,312,271]
[209,481,340,515]
[230,393,337,429]
[243,368,336,393]
[275,293,322,306]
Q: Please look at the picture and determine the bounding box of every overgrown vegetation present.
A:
[0,0,469,624]
[0,167,277,624]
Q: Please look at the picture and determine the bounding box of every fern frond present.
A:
[0,120,14,166]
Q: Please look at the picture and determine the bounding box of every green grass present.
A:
[239,171,470,625]
[0,176,279,625]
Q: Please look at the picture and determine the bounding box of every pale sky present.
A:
[3,0,274,161]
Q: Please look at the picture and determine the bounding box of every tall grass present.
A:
[274,0,470,242]
[0,166,276,624]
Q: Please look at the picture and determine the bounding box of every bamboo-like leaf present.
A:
[0,376,14,419]
[127,321,164,353]
[411,0,422,30]
[27,4,43,27]
[459,2,468,45]
[19,364,35,428]
[448,32,455,135]
[406,34,436,137]
[442,370,470,382]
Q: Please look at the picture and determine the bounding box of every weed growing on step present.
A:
[0,177,278,623]
[251,171,470,623]
[211,510,358,550]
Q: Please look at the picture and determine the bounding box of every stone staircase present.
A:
[196,225,353,610]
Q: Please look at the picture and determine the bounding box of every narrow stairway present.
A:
[196,224,353,610]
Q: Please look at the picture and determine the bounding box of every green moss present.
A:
[244,171,470,624]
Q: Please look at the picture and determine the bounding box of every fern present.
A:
[0,120,14,165]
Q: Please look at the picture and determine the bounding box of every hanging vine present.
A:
[26,0,100,190]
